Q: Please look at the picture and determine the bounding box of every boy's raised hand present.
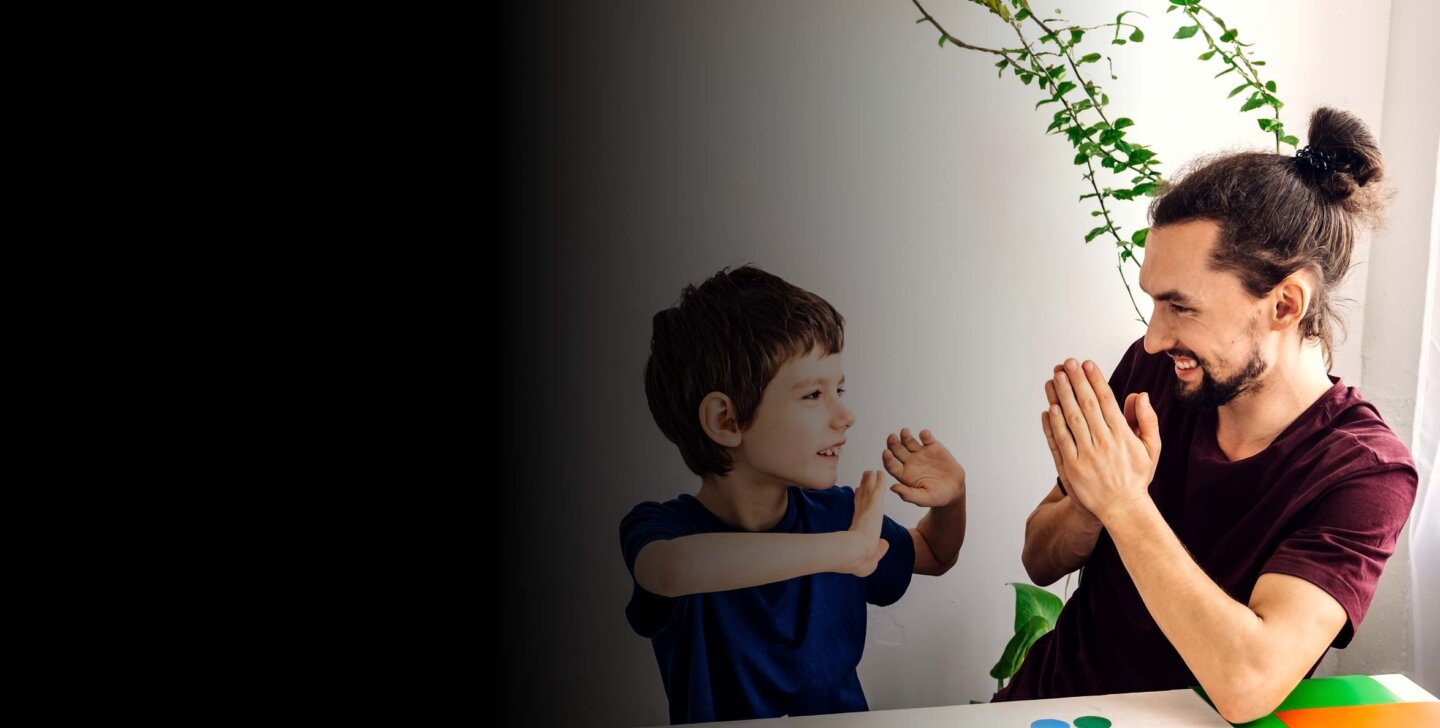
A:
[844,470,891,577]
[883,428,967,508]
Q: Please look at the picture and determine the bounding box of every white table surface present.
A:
[657,673,1437,727]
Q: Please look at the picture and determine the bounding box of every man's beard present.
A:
[1172,344,1268,411]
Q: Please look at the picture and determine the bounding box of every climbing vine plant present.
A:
[912,0,1295,324]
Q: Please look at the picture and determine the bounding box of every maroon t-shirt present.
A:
[996,337,1417,701]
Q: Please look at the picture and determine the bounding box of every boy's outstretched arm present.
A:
[882,428,967,577]
[633,471,893,598]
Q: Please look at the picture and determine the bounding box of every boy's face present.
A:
[731,346,854,490]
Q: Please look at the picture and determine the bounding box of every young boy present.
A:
[621,264,968,724]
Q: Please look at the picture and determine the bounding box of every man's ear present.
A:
[1270,270,1314,331]
[699,392,743,448]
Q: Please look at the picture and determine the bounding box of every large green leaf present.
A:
[1009,582,1063,632]
[990,615,1051,679]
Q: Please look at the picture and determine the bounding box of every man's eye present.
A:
[1170,303,1191,314]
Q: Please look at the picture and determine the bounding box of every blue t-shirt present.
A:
[619,485,916,724]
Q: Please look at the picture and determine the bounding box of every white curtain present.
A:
[1411,140,1440,696]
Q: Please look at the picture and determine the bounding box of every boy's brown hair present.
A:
[645,265,845,477]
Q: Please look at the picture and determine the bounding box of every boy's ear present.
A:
[699,392,743,448]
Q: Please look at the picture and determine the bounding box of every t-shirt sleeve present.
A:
[865,515,916,607]
[1259,461,1418,647]
[619,502,689,638]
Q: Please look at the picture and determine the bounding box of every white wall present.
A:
[508,2,1413,725]
[1322,0,1440,688]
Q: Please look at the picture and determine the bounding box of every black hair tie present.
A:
[1296,145,1344,174]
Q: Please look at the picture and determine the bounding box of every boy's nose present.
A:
[833,400,856,430]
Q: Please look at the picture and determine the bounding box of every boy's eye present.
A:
[804,390,822,400]
[837,388,846,397]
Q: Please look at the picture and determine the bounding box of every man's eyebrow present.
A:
[1139,282,1194,305]
[1151,290,1195,305]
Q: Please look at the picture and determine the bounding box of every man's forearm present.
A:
[636,531,866,597]
[1021,496,1103,586]
[1103,499,1284,722]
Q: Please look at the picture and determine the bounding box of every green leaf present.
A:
[1079,52,1102,64]
[1101,93,1110,106]
[1114,117,1135,129]
[1198,49,1216,60]
[1174,25,1199,39]
[1166,4,1177,12]
[1258,118,1275,131]
[1228,82,1250,98]
[1071,29,1085,45]
[1092,210,1104,216]
[1265,80,1277,92]
[990,616,1051,680]
[970,0,1013,21]
[1265,95,1284,110]
[1240,96,1266,112]
[1112,189,1136,200]
[1215,66,1235,78]
[1133,182,1158,196]
[1054,81,1077,96]
[1253,60,1267,66]
[1072,99,1093,112]
[1280,134,1299,147]
[1085,225,1111,242]
[1112,38,1127,46]
[1219,29,1237,43]
[1128,148,1155,165]
[1100,128,1124,145]
[1036,97,1058,109]
[996,59,1009,68]
[1130,28,1145,42]
[1168,0,1188,4]
[1017,8,1032,20]
[1074,152,1088,165]
[1022,73,1034,85]
[1132,228,1149,247]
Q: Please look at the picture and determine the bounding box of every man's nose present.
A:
[1143,314,1171,355]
